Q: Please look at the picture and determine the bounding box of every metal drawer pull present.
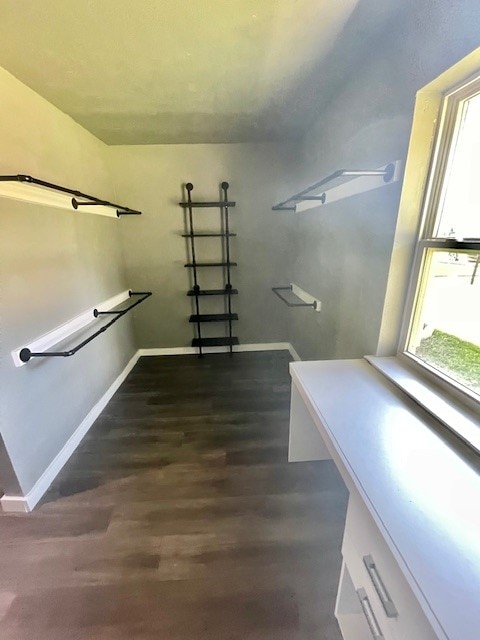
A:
[357,588,385,640]
[363,554,398,618]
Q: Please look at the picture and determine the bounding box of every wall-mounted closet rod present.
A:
[0,174,142,216]
[19,291,151,363]
[272,284,321,312]
[272,286,318,310]
[273,287,314,307]
[272,163,395,211]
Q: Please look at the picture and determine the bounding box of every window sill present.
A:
[366,355,480,454]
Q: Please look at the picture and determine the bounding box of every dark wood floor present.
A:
[0,351,348,640]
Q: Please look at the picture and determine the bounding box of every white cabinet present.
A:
[336,562,381,640]
[338,493,438,640]
[288,359,480,640]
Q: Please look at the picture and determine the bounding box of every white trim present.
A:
[290,283,321,312]
[138,343,296,357]
[287,343,301,361]
[12,289,131,367]
[377,49,480,356]
[366,355,480,453]
[0,496,30,513]
[1,351,140,513]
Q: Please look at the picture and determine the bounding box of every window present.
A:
[403,75,480,400]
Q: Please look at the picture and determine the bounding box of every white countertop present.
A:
[290,358,480,640]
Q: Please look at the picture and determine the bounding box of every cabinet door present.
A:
[341,494,440,640]
[288,383,332,462]
[336,561,390,640]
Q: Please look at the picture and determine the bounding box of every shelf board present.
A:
[179,201,236,208]
[181,233,237,238]
[187,288,238,296]
[192,337,239,347]
[184,262,237,268]
[189,313,238,323]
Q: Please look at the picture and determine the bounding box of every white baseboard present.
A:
[287,343,301,361]
[138,342,294,357]
[1,342,301,513]
[1,351,140,513]
[138,346,201,356]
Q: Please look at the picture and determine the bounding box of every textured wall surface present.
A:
[286,0,480,360]
[108,143,295,348]
[0,0,360,144]
[0,67,135,495]
[0,434,21,495]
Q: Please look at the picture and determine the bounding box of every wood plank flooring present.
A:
[0,351,348,639]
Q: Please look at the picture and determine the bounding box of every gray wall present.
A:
[286,0,480,360]
[0,67,136,496]
[109,143,295,348]
[0,435,21,496]
[0,201,136,494]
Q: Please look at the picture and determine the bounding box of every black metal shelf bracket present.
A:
[272,163,395,212]
[19,291,151,363]
[272,286,318,310]
[0,174,142,216]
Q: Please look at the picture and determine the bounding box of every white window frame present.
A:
[397,73,480,415]
[373,49,480,454]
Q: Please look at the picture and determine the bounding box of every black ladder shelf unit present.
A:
[180,181,239,357]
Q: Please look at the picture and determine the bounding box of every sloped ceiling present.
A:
[0,0,396,144]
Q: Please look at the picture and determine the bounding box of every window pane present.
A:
[407,249,480,395]
[435,91,480,239]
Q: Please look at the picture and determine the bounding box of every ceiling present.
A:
[0,1,365,144]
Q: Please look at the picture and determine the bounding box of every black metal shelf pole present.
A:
[180,181,239,356]
[222,182,234,355]
[186,183,203,357]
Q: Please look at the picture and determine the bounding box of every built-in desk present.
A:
[289,359,480,640]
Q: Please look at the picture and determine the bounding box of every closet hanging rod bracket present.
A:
[71,197,140,217]
[72,198,105,208]
[92,290,150,317]
[272,285,320,311]
[93,309,123,317]
[179,180,236,209]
